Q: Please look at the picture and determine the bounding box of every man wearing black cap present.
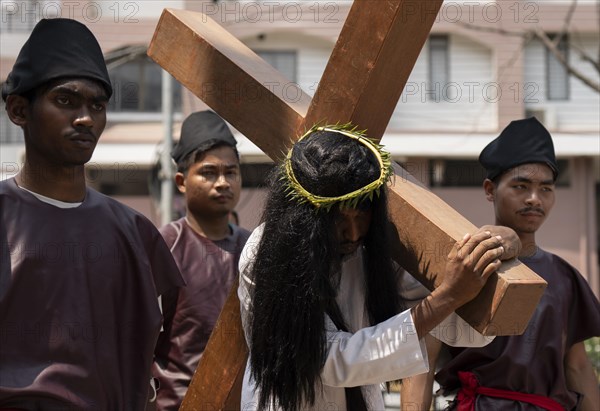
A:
[0,19,184,410]
[403,117,600,410]
[151,111,250,410]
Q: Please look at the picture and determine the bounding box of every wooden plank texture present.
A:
[302,0,445,139]
[387,164,546,335]
[148,8,311,162]
[148,5,546,336]
[179,280,247,411]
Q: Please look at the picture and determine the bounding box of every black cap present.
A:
[479,117,559,181]
[2,18,112,101]
[171,111,237,164]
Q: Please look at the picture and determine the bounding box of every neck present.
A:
[186,212,231,241]
[518,232,538,258]
[17,162,87,202]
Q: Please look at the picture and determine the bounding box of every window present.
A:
[429,159,570,187]
[430,160,486,187]
[108,55,182,113]
[240,163,275,188]
[546,34,569,101]
[428,35,449,102]
[255,51,297,83]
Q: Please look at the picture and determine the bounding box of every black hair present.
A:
[247,130,402,410]
[176,139,240,174]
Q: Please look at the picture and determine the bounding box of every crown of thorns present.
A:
[282,124,393,210]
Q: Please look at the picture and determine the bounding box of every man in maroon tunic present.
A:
[151,111,250,410]
[401,117,600,410]
[0,19,184,410]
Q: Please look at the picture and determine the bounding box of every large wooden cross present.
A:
[148,1,547,408]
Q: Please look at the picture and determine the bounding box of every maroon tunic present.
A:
[0,178,184,411]
[436,248,600,410]
[152,218,250,411]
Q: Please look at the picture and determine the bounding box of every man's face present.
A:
[17,78,108,166]
[335,207,372,255]
[485,163,556,236]
[177,145,241,219]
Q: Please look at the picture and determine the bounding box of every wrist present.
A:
[431,284,463,313]
[411,286,462,339]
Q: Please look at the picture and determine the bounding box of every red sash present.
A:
[457,371,565,411]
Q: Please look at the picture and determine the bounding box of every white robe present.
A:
[238,225,493,410]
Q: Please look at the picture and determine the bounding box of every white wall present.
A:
[242,31,498,133]
[524,33,600,131]
[391,34,495,132]
[242,31,333,97]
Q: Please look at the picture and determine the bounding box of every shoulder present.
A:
[244,224,264,251]
[537,249,587,283]
[0,178,18,199]
[238,224,264,273]
[158,218,186,248]
[524,248,579,282]
[87,188,163,239]
[87,188,141,218]
[539,250,600,341]
[549,252,580,275]
[238,225,265,312]
[537,248,599,306]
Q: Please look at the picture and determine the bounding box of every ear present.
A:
[175,172,186,194]
[5,95,30,127]
[483,179,495,202]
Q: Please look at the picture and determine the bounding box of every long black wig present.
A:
[247,130,403,410]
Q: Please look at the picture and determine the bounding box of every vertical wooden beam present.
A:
[180,281,247,411]
[302,0,444,140]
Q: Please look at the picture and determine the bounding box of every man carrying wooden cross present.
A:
[147,2,549,408]
[236,124,521,410]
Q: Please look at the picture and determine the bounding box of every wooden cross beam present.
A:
[148,2,547,408]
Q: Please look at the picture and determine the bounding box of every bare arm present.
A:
[411,231,503,339]
[565,342,600,410]
[400,334,441,411]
